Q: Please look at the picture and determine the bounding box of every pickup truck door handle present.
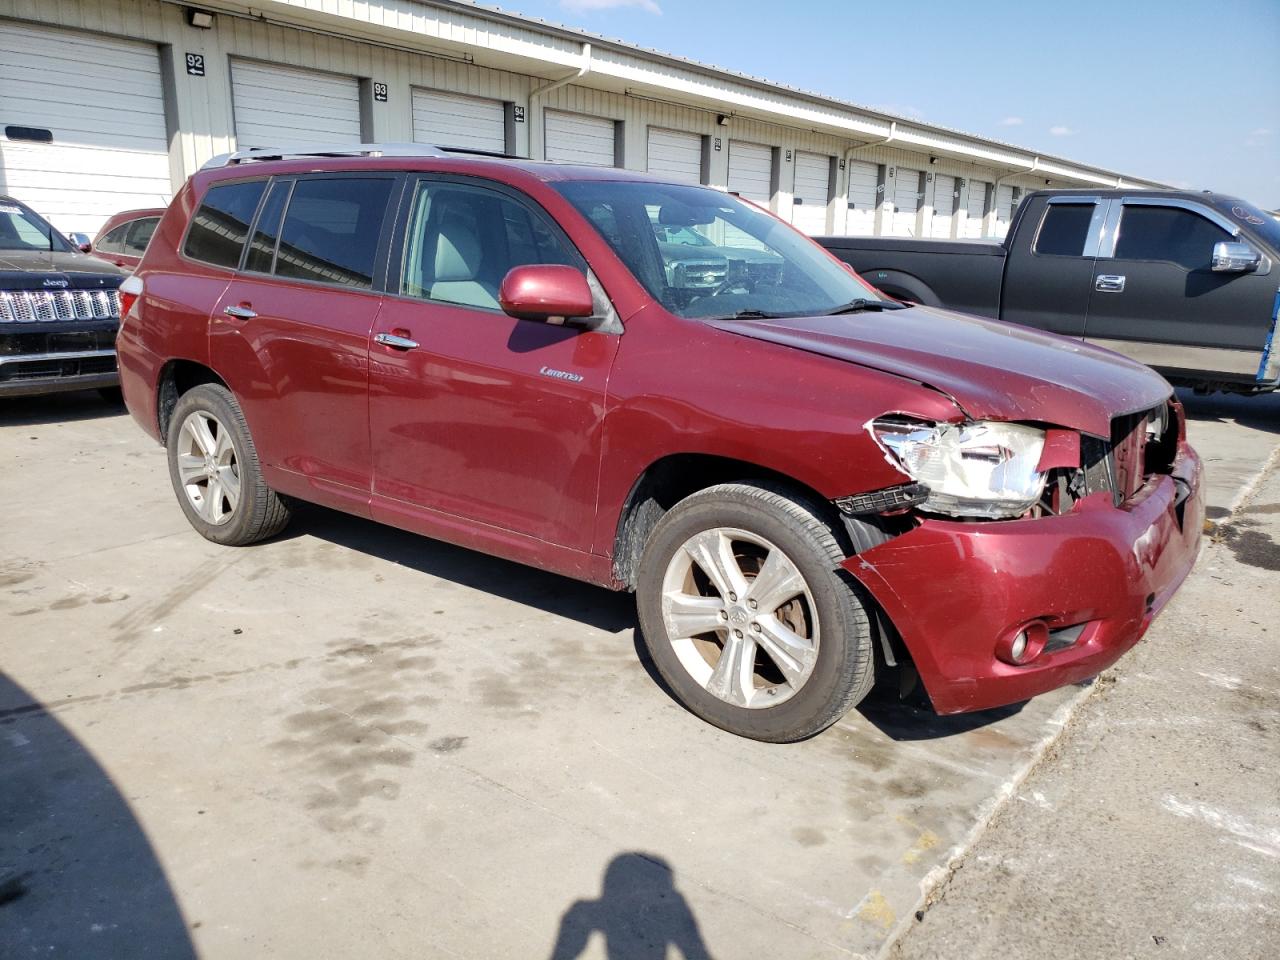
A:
[223,305,258,320]
[1095,274,1127,293]
[373,331,420,350]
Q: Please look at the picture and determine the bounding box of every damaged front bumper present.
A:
[842,442,1204,714]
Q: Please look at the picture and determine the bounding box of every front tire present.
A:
[636,483,875,742]
[165,383,290,546]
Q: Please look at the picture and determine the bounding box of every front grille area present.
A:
[0,289,120,323]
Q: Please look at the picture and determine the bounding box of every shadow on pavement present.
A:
[548,852,713,960]
[0,673,195,959]
[0,389,126,427]
[1177,386,1280,434]
[289,502,638,634]
[855,684,1027,741]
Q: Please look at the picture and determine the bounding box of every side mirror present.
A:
[499,265,595,324]
[1212,240,1261,273]
[68,232,92,253]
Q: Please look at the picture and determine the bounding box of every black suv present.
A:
[0,196,125,398]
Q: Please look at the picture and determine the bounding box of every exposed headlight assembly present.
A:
[870,418,1047,519]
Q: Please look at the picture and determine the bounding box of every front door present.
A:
[368,176,620,553]
[1083,199,1276,383]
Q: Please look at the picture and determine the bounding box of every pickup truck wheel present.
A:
[165,384,290,546]
[636,483,874,742]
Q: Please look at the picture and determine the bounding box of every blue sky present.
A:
[494,0,1280,207]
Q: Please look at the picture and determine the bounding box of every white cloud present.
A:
[999,116,1024,127]
[560,0,662,12]
[1049,125,1075,137]
[1249,128,1272,137]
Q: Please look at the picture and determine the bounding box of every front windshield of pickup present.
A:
[555,180,882,320]
[0,201,64,252]
[1212,197,1280,251]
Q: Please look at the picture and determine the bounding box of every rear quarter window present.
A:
[183,180,268,269]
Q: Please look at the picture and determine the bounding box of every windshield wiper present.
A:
[719,309,787,320]
[824,298,905,315]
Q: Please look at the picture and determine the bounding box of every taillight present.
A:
[118,274,143,319]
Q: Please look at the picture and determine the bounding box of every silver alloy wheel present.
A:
[660,527,819,709]
[175,410,241,526]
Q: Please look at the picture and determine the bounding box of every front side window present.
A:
[274,177,394,289]
[1034,203,1094,257]
[123,217,159,255]
[0,201,66,252]
[183,180,267,269]
[401,180,583,311]
[556,181,880,319]
[1114,205,1232,270]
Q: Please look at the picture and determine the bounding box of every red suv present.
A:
[117,146,1204,742]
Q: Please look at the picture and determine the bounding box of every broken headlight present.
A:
[870,418,1047,519]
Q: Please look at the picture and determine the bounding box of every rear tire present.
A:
[165,383,290,546]
[636,482,874,742]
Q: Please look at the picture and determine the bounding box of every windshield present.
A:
[1211,196,1280,251]
[555,181,883,319]
[0,201,68,252]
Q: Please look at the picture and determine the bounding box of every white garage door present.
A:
[0,22,171,236]
[890,167,922,237]
[728,141,773,209]
[791,151,831,235]
[845,159,878,236]
[412,89,505,153]
[930,174,956,239]
[232,61,361,151]
[647,128,702,184]
[994,184,1016,238]
[545,111,616,166]
[964,179,990,238]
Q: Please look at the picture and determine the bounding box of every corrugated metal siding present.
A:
[545,110,616,166]
[0,20,170,234]
[930,174,956,239]
[728,141,773,208]
[845,159,878,236]
[231,60,361,150]
[791,151,830,235]
[890,166,921,237]
[646,128,702,184]
[412,88,505,152]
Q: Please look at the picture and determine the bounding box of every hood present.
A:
[711,305,1172,437]
[0,248,126,289]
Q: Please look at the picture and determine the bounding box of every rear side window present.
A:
[123,217,158,255]
[97,223,131,254]
[1114,205,1232,270]
[184,181,267,268]
[244,180,291,275]
[1035,204,1094,256]
[274,178,394,289]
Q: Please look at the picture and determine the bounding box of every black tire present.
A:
[165,383,290,546]
[636,482,875,742]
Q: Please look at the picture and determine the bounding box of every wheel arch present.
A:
[156,358,230,444]
[863,269,942,307]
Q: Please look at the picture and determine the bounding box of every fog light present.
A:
[996,620,1049,666]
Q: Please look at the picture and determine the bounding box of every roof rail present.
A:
[200,143,447,170]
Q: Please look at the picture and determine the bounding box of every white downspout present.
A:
[988,155,1039,238]
[529,42,592,160]
[842,121,896,234]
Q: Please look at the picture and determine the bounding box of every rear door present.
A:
[999,196,1100,337]
[890,167,922,237]
[791,152,831,235]
[367,175,619,552]
[1082,198,1277,384]
[210,173,398,512]
[727,141,774,210]
[844,160,878,236]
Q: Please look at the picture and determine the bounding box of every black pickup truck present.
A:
[819,189,1280,395]
[0,196,125,398]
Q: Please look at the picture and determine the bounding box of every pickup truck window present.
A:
[1114,205,1231,270]
[400,180,583,311]
[1035,204,1094,256]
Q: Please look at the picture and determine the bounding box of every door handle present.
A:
[374,331,419,350]
[223,304,258,319]
[1095,274,1126,293]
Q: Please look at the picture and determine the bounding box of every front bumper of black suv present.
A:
[0,321,119,397]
